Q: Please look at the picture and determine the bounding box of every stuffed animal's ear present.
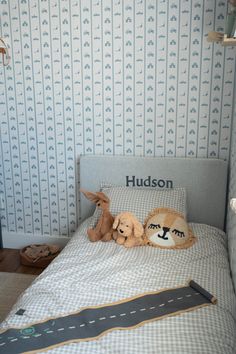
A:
[80,190,110,204]
[133,219,144,238]
[80,189,99,203]
[113,215,120,230]
[96,192,110,203]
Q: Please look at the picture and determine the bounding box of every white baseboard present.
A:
[2,231,70,249]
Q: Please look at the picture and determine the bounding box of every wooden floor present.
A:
[0,248,44,275]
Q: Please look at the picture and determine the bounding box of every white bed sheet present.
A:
[1,216,236,354]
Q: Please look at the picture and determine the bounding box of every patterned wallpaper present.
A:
[0,0,235,243]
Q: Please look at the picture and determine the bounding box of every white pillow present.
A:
[99,185,187,224]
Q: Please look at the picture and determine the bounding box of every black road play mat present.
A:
[0,280,217,354]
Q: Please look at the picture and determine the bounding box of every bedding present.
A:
[99,185,187,223]
[0,281,217,354]
[1,214,236,354]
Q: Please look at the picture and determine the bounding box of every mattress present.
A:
[1,216,236,354]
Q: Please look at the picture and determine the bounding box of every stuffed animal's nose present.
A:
[163,227,170,233]
[119,229,124,234]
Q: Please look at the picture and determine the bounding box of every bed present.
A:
[0,156,236,354]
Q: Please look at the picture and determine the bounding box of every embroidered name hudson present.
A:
[126,176,173,188]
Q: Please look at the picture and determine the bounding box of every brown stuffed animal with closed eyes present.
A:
[143,207,196,249]
[112,212,145,248]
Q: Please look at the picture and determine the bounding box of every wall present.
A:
[0,0,235,247]
[227,83,236,291]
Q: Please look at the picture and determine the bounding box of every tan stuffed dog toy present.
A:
[112,212,144,248]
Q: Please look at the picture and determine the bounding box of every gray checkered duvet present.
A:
[1,217,236,353]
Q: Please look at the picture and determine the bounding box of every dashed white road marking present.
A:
[79,324,85,327]
[10,338,18,342]
[0,342,5,346]
[168,299,174,303]
[120,313,126,317]
[130,310,136,314]
[177,297,183,300]
[89,320,96,324]
[159,304,165,307]
[99,317,106,321]
[69,326,75,329]
[57,328,64,331]
[46,331,54,334]
[186,294,192,297]
[149,306,155,310]
[140,308,146,311]
[110,315,116,318]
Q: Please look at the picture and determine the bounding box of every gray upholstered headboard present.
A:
[80,155,228,230]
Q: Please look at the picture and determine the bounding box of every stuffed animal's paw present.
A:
[116,236,126,245]
[87,229,101,242]
[124,238,136,248]
[101,232,112,242]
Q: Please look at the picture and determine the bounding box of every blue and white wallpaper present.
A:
[0,0,235,244]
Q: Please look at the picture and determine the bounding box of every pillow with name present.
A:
[99,185,187,224]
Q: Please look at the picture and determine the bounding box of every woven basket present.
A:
[20,245,60,268]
